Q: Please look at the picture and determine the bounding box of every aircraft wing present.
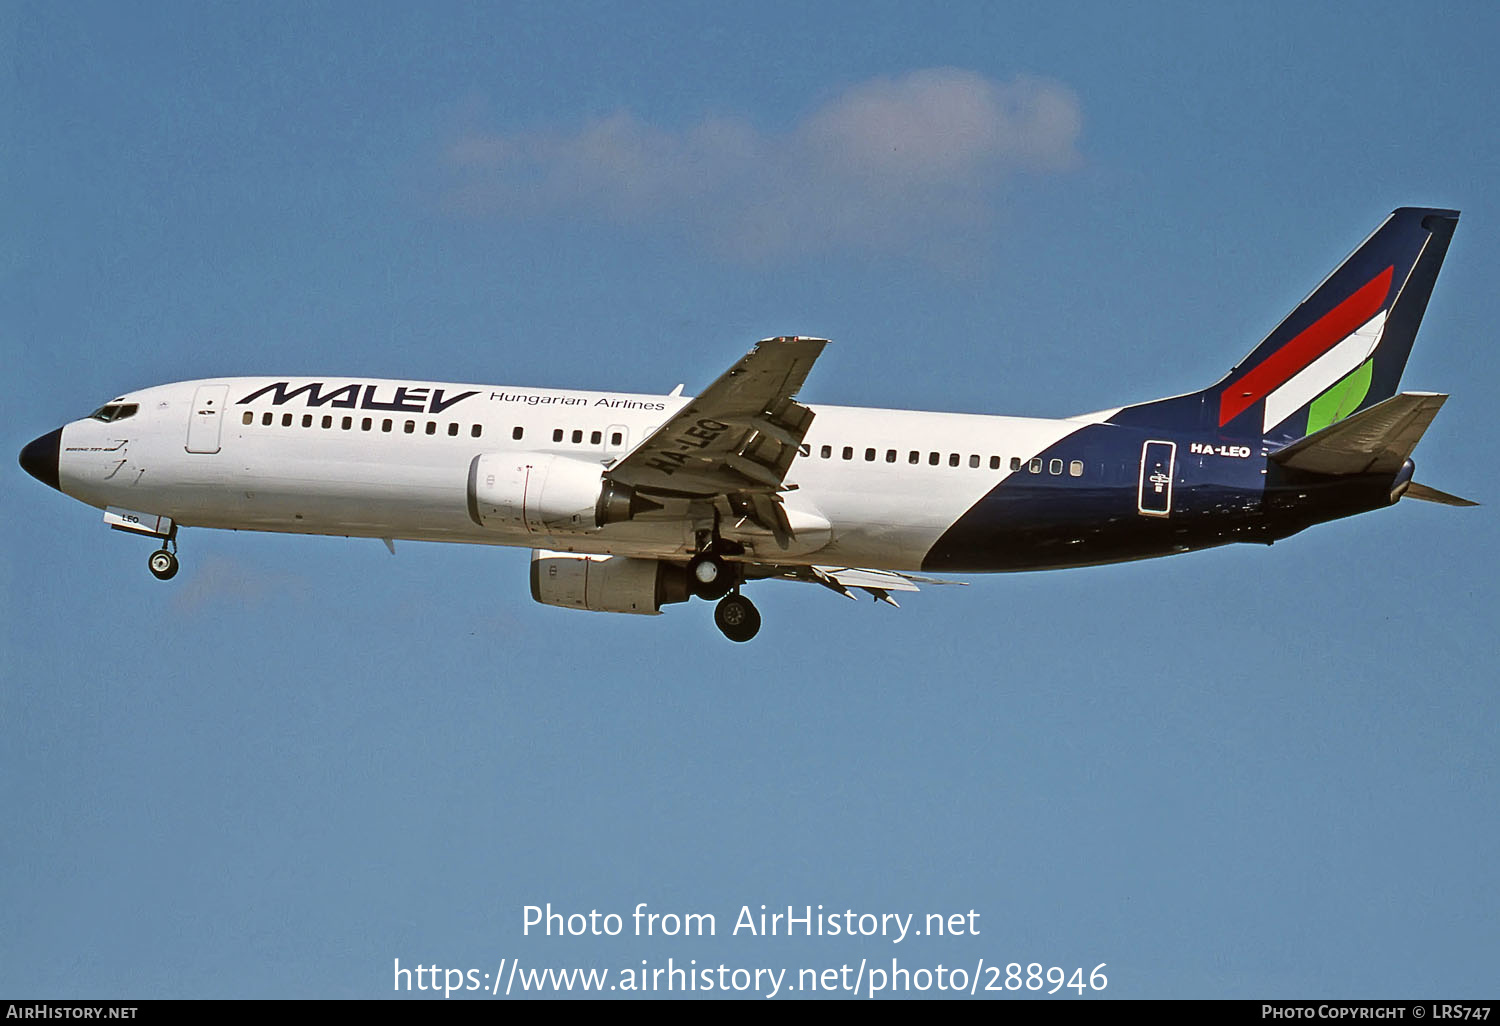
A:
[761,565,967,607]
[604,336,828,543]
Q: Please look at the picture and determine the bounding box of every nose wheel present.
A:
[148,548,179,581]
[714,593,761,643]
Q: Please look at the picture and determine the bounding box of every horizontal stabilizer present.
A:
[1404,481,1478,507]
[1269,392,1447,476]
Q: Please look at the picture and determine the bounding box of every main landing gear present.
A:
[714,591,761,643]
[689,528,759,642]
[687,551,734,600]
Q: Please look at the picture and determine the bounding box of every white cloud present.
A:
[442,69,1081,261]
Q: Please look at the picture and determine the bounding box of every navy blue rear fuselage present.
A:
[922,421,1394,572]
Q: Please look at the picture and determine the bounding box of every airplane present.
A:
[18,207,1475,642]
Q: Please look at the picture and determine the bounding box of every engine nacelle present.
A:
[529,550,691,615]
[467,453,661,533]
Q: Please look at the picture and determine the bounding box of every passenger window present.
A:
[989,456,1000,470]
[821,445,832,459]
[448,423,459,437]
[909,451,920,464]
[1049,458,1063,475]
[929,452,940,466]
[969,454,980,468]
[282,413,293,427]
[865,448,876,461]
[611,432,623,446]
[571,429,582,444]
[1070,460,1084,477]
[381,419,392,432]
[262,412,273,426]
[553,428,563,442]
[361,417,372,431]
[949,453,959,467]
[798,443,810,457]
[404,420,415,434]
[322,415,332,429]
[472,424,483,438]
[302,414,313,428]
[591,430,602,445]
[242,411,253,425]
[1010,457,1022,472]
[842,446,853,460]
[425,422,436,435]
[1029,458,1042,473]
[342,416,353,430]
[886,449,896,463]
[513,426,524,440]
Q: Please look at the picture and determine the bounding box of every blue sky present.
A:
[5,1,1497,999]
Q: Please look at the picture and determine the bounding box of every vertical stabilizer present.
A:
[1107,208,1458,444]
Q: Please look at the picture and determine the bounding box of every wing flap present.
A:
[759,564,967,606]
[604,337,828,548]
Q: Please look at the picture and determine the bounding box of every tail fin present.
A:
[1107,208,1459,443]
[1222,207,1459,444]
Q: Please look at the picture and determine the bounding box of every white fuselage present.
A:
[55,376,1104,570]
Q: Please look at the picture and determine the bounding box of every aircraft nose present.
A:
[19,427,62,491]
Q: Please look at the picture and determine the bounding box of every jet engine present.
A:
[529,550,691,614]
[467,453,659,533]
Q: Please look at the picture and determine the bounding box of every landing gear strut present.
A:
[687,522,741,601]
[714,592,761,643]
[147,526,179,581]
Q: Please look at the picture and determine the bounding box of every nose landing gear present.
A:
[146,525,180,581]
[148,548,179,580]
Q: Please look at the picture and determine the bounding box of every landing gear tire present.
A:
[714,593,761,643]
[148,549,179,581]
[688,553,733,601]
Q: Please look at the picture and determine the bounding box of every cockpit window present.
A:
[89,403,139,422]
